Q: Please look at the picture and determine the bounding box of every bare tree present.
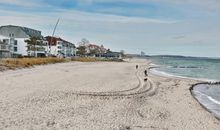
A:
[77,38,90,46]
[120,50,126,57]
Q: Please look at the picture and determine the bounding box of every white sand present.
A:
[0,58,219,130]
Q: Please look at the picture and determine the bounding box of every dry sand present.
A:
[0,58,219,130]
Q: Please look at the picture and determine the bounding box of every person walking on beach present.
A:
[144,69,148,76]
[136,65,138,69]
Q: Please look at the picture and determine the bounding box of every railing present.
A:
[0,44,9,51]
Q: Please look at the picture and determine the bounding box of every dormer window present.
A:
[9,33,14,37]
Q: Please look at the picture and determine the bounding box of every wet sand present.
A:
[0,58,219,130]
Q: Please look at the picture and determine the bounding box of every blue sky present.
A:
[0,0,220,57]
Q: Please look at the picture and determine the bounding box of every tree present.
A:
[77,38,90,46]
[120,50,125,57]
[106,48,112,53]
[25,37,42,57]
[141,51,145,56]
[76,46,86,56]
[89,48,100,56]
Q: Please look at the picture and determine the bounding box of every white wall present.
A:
[47,40,76,57]
[50,45,58,56]
[0,35,27,56]
[16,38,27,56]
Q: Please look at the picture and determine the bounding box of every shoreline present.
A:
[147,60,220,121]
[0,58,219,129]
[190,82,220,120]
[149,65,218,83]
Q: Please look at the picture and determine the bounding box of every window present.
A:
[14,40,17,45]
[0,45,7,50]
[9,33,14,37]
[10,39,14,44]
[58,46,61,49]
[3,39,9,43]
[14,47,17,52]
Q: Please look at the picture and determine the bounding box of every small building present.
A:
[0,25,47,57]
[96,52,122,59]
[45,36,76,58]
[100,45,107,53]
[84,44,107,56]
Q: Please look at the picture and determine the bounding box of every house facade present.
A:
[0,25,47,57]
[45,36,76,58]
[26,39,48,57]
[85,44,107,56]
[96,52,122,59]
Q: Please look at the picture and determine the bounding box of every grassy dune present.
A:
[0,58,66,69]
[71,57,123,62]
[0,57,123,71]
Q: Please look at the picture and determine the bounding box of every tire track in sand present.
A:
[70,66,157,97]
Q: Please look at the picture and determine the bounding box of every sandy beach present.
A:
[0,58,219,130]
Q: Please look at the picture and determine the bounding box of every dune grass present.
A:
[0,57,123,71]
[0,57,66,69]
[71,57,123,62]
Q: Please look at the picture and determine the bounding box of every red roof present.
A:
[45,36,73,46]
[88,44,100,48]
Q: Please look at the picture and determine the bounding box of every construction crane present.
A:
[48,18,60,56]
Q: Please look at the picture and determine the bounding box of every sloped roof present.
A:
[20,26,42,38]
[45,36,75,48]
[88,44,100,48]
[0,25,42,38]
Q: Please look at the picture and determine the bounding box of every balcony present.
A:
[0,44,9,52]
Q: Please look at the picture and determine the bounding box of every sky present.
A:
[0,0,220,57]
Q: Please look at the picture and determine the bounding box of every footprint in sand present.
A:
[137,106,170,121]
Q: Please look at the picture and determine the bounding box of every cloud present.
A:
[162,0,220,12]
[0,8,176,45]
[172,35,186,39]
[1,0,220,57]
[51,9,177,24]
[2,0,220,12]
[78,0,220,12]
[0,0,42,7]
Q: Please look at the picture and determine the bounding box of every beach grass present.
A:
[71,57,123,62]
[0,57,66,69]
[0,57,123,71]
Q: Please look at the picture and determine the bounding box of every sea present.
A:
[148,56,220,119]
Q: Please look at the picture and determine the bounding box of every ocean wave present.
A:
[193,90,220,106]
[191,83,220,119]
[149,68,217,82]
[172,66,203,69]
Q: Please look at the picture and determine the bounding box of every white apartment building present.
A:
[45,36,76,58]
[0,25,47,57]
